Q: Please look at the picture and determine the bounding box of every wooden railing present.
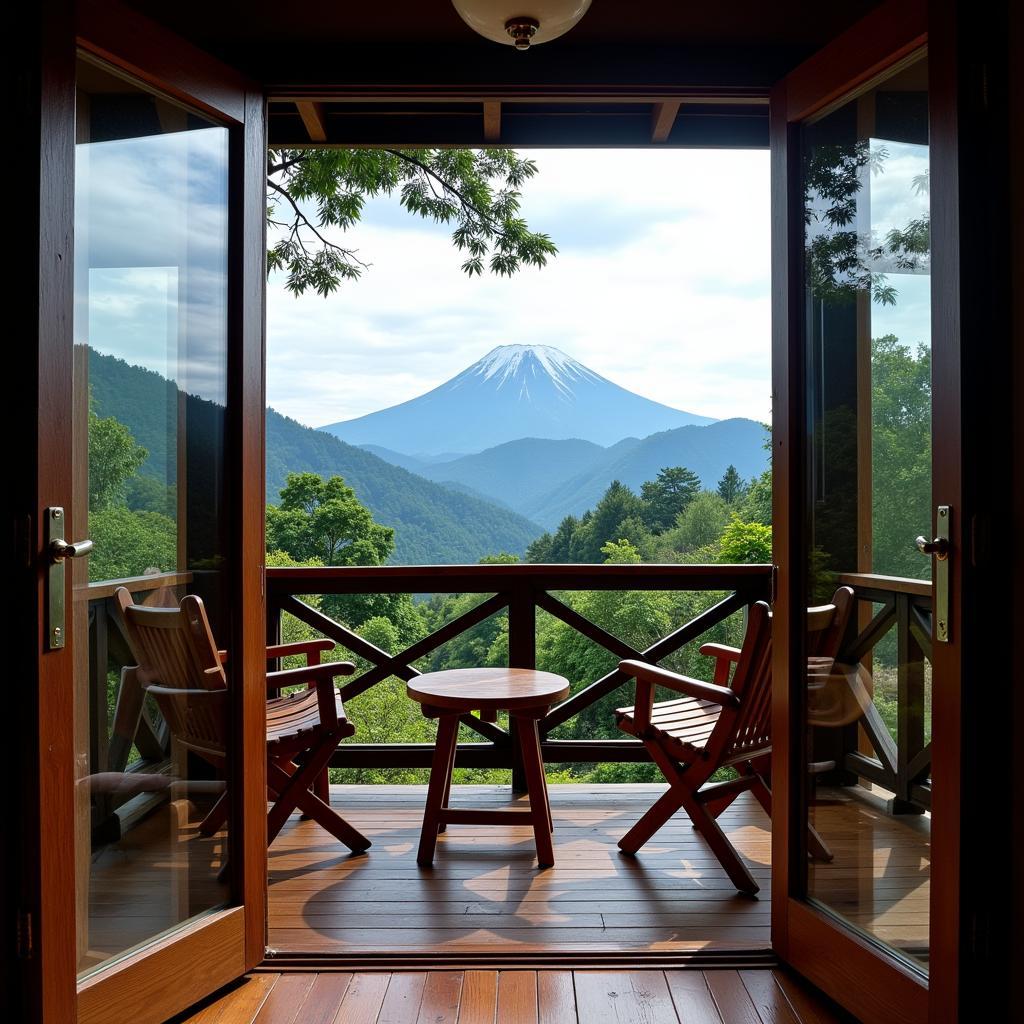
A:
[833,572,933,813]
[266,564,773,788]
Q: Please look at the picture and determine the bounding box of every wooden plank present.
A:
[572,971,680,1023]
[296,100,327,141]
[294,974,352,1024]
[377,973,428,1024]
[651,100,681,142]
[496,972,538,1024]
[770,970,845,1024]
[703,970,761,1024]
[538,971,577,1024]
[483,101,501,142]
[335,973,392,1024]
[252,974,316,1024]
[738,970,801,1024]
[415,972,463,1024]
[457,970,498,1024]
[664,971,722,1024]
[178,974,279,1024]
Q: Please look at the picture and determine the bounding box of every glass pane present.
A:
[800,53,932,973]
[73,55,231,978]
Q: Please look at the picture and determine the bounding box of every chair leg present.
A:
[267,758,371,853]
[618,785,686,855]
[418,715,460,866]
[198,791,230,836]
[266,737,347,844]
[807,822,834,862]
[682,790,760,895]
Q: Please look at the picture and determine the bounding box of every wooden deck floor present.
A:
[171,968,854,1024]
[268,784,773,955]
[267,784,930,961]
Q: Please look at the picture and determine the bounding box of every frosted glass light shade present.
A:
[451,0,592,48]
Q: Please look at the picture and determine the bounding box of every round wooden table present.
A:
[407,668,570,868]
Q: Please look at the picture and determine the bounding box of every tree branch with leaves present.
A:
[267,148,557,296]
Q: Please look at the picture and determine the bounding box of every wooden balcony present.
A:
[83,562,932,973]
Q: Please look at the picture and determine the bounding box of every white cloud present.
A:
[267,149,771,429]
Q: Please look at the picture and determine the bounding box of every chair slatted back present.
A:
[115,588,228,759]
[717,587,854,764]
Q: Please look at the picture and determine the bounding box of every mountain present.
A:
[321,344,715,455]
[87,350,544,564]
[367,419,768,528]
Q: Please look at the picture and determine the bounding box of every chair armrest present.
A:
[267,660,355,691]
[265,639,336,663]
[619,659,740,733]
[698,643,742,685]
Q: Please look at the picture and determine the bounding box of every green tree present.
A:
[266,471,395,565]
[871,334,931,579]
[268,149,557,295]
[716,465,745,504]
[89,406,148,510]
[667,491,731,552]
[718,516,773,563]
[88,506,176,581]
[739,470,772,525]
[640,466,701,532]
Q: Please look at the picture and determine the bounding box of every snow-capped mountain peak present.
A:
[320,344,716,456]
[465,344,604,398]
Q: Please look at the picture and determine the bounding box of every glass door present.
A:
[770,3,960,1023]
[23,9,267,1021]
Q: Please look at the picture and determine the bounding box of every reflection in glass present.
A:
[73,55,231,978]
[801,54,932,973]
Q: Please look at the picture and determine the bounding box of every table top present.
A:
[407,668,570,712]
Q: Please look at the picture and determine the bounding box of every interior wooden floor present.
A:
[171,968,854,1024]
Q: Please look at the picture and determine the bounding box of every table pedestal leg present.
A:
[417,714,460,865]
[514,715,555,868]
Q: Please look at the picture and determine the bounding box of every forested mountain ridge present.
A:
[369,418,768,528]
[88,350,544,564]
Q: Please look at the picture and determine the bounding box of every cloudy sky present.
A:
[266,149,774,428]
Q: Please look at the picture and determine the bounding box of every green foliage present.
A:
[716,464,745,504]
[89,506,176,581]
[872,335,931,579]
[478,552,520,564]
[267,471,395,565]
[640,466,701,531]
[267,148,557,295]
[666,491,731,553]
[89,405,148,510]
[718,516,772,564]
[738,470,772,525]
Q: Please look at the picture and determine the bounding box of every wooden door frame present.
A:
[770,3,944,1024]
[16,3,268,1021]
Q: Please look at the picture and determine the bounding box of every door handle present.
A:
[916,505,950,643]
[45,507,92,650]
[50,537,94,561]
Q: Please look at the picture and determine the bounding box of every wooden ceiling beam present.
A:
[483,100,501,142]
[650,100,682,143]
[295,100,328,142]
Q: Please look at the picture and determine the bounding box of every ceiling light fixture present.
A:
[451,1,592,51]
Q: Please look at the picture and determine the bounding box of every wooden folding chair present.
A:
[615,588,853,895]
[114,587,370,853]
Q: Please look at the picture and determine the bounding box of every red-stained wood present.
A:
[496,971,538,1024]
[704,970,762,1024]
[415,972,463,1024]
[664,971,723,1024]
[739,969,802,1024]
[455,971,498,1024]
[377,974,428,1024]
[336,973,393,1024]
[251,973,315,1024]
[537,971,577,1024]
[573,971,679,1024]
[294,973,352,1024]
[407,669,569,714]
